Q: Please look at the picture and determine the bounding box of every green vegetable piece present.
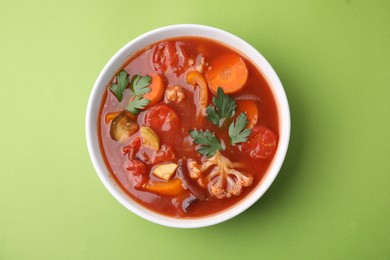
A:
[189,129,223,157]
[205,105,220,126]
[127,96,150,114]
[110,70,129,102]
[131,75,152,96]
[206,87,236,126]
[125,74,152,114]
[229,112,251,145]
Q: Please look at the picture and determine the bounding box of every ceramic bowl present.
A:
[86,24,290,228]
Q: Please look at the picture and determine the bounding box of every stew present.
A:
[98,37,279,217]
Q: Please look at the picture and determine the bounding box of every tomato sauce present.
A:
[98,37,279,217]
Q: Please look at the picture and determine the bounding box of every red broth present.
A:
[98,37,279,217]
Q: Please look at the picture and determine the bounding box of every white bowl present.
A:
[86,24,290,228]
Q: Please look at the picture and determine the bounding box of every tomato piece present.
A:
[152,41,189,75]
[126,159,148,189]
[134,144,175,165]
[240,126,278,159]
[136,147,152,164]
[123,137,141,160]
[153,144,176,164]
[152,42,171,72]
[144,104,179,134]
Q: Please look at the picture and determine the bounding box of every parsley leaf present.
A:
[189,129,223,157]
[131,75,152,96]
[125,74,152,114]
[205,106,220,126]
[228,112,252,145]
[206,87,237,126]
[127,96,151,114]
[110,70,129,102]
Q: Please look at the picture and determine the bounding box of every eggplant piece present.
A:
[182,194,198,213]
[177,160,207,201]
[110,111,139,141]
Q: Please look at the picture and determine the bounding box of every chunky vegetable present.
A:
[187,151,253,199]
[205,53,248,94]
[186,70,209,109]
[143,74,165,108]
[145,178,185,196]
[177,160,207,201]
[152,41,189,75]
[144,104,179,135]
[110,111,139,141]
[153,144,176,164]
[164,85,185,103]
[153,163,178,181]
[140,126,160,150]
[105,111,120,124]
[126,159,148,189]
[240,126,278,159]
[123,137,141,160]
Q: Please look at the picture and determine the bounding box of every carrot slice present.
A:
[205,53,248,94]
[145,178,185,196]
[143,74,165,108]
[235,100,259,129]
[186,70,209,108]
[105,111,120,124]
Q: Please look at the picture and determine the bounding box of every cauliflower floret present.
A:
[187,151,253,199]
[165,85,185,103]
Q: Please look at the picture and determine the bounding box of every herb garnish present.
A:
[127,96,151,114]
[189,129,224,157]
[206,87,237,126]
[110,70,129,102]
[190,87,252,156]
[229,112,251,145]
[130,75,152,96]
[125,74,152,114]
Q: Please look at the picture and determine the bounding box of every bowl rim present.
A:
[86,24,290,228]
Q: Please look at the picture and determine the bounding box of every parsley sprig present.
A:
[127,74,152,114]
[130,75,151,95]
[190,87,252,157]
[127,96,151,114]
[189,129,224,157]
[110,70,129,102]
[229,112,251,145]
[109,70,152,114]
[206,87,237,126]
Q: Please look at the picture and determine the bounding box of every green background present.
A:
[1,0,389,259]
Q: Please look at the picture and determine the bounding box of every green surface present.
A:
[1,0,390,259]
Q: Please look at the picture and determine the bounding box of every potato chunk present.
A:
[110,111,139,141]
[140,126,160,150]
[153,163,178,181]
